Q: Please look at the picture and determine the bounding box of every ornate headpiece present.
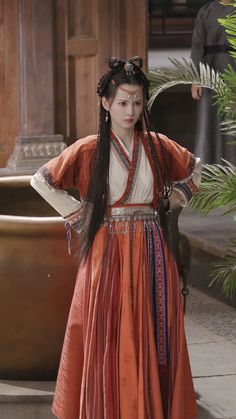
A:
[97,56,149,100]
[108,56,143,74]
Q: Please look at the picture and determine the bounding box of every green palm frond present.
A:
[148,59,226,108]
[148,58,236,135]
[190,160,236,216]
[207,1,236,298]
[216,65,236,118]
[218,2,236,59]
[219,10,236,36]
[210,240,236,297]
[220,119,236,136]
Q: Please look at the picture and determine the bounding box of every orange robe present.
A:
[35,132,198,419]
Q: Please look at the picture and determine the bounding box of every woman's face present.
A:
[102,84,144,133]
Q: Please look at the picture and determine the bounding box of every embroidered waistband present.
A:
[108,205,155,216]
[104,205,159,223]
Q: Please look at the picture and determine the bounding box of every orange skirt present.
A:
[52,215,197,419]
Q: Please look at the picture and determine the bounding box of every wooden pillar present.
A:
[7,0,66,171]
[0,0,20,168]
[4,0,66,170]
[17,0,55,136]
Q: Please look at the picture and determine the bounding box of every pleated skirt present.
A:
[52,216,197,419]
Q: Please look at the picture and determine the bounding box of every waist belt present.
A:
[104,205,159,223]
[204,44,232,55]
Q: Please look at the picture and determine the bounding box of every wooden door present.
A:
[55,0,148,141]
[0,0,147,167]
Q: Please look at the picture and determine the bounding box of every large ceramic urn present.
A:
[0,175,77,380]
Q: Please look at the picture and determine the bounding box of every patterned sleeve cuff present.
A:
[31,171,81,218]
[172,156,201,203]
[169,157,201,209]
[64,208,82,231]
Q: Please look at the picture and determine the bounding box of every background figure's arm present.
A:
[191,84,203,101]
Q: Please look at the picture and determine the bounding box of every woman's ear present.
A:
[102,96,110,111]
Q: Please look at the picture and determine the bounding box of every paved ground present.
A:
[178,207,236,309]
[178,206,236,418]
[186,285,236,419]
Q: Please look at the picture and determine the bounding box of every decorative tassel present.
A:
[65,222,72,255]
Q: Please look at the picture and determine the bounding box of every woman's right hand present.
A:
[191,84,203,100]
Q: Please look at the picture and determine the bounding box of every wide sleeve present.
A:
[30,136,96,222]
[155,133,202,209]
[31,172,82,219]
[191,6,206,67]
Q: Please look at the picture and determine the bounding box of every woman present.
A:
[31,57,201,419]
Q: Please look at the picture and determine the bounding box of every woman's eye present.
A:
[135,101,142,106]
[119,102,126,106]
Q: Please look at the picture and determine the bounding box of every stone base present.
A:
[6,135,66,171]
[0,380,55,419]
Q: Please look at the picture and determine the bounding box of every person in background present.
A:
[191,0,236,164]
[31,56,201,419]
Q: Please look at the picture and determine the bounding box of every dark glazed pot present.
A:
[0,175,77,380]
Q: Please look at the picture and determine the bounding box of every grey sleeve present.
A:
[191,9,206,67]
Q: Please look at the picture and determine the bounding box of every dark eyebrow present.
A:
[116,97,143,101]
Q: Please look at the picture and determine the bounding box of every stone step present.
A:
[0,380,55,419]
[179,207,236,308]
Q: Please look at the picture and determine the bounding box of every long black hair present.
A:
[78,56,172,259]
